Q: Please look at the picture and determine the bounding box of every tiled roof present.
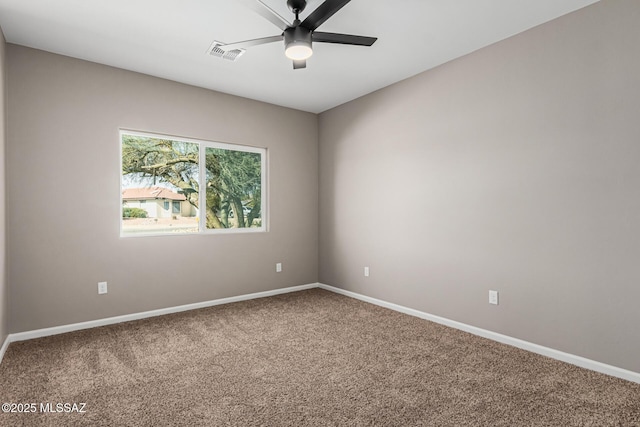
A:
[122,187,186,201]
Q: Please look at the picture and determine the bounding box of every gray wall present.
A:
[319,0,640,373]
[7,45,318,332]
[0,30,7,344]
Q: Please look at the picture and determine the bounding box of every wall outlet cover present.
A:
[98,281,108,295]
[489,290,499,305]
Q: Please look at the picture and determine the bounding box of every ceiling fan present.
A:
[220,0,378,69]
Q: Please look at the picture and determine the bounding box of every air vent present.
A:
[207,41,246,62]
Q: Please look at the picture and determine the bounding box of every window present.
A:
[121,130,266,236]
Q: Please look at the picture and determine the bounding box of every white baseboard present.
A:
[318,283,640,384]
[8,283,319,343]
[0,334,9,366]
[4,281,639,385]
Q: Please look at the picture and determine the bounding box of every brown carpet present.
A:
[0,288,639,426]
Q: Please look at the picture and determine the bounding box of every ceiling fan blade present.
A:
[220,35,283,51]
[312,32,377,46]
[293,60,307,69]
[301,0,351,31]
[236,0,292,31]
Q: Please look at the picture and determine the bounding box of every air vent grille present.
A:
[207,41,246,62]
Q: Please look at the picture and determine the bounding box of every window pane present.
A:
[205,147,262,229]
[121,134,199,235]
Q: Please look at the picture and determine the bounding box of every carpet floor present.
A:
[0,288,639,426]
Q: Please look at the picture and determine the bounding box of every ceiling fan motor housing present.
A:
[284,26,313,60]
[285,26,311,45]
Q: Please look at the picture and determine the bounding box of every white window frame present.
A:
[120,129,268,237]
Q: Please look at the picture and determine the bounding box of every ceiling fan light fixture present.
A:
[285,42,313,60]
[284,26,313,60]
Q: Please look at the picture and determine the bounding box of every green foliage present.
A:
[205,148,262,229]
[123,207,148,218]
[122,135,200,208]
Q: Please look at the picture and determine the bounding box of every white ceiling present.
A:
[0,0,600,113]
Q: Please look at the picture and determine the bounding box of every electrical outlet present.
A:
[364,266,370,277]
[276,263,282,273]
[98,281,108,295]
[489,290,499,305]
